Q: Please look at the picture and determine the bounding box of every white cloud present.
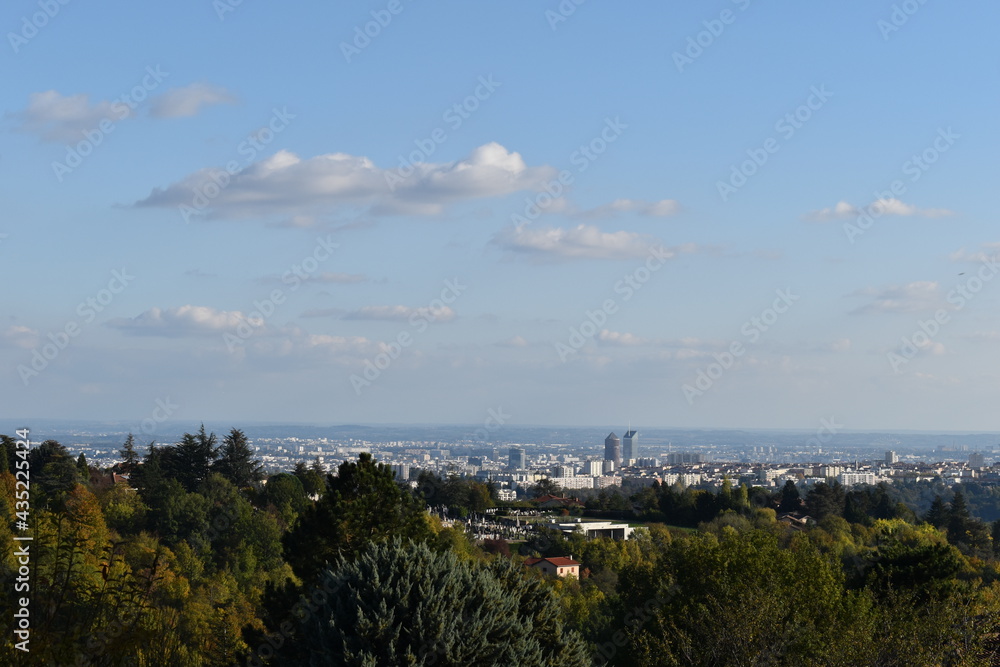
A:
[597,330,648,346]
[135,142,558,220]
[830,338,851,352]
[805,198,954,221]
[493,223,692,261]
[300,308,346,318]
[849,281,946,315]
[343,305,456,322]
[577,198,681,219]
[11,90,132,143]
[495,335,529,347]
[948,242,1000,263]
[148,82,238,118]
[107,305,248,336]
[12,83,236,143]
[1,325,39,349]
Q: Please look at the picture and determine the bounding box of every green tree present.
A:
[948,488,971,543]
[213,427,264,487]
[530,477,562,498]
[76,451,89,476]
[620,529,873,666]
[805,481,845,519]
[29,440,79,510]
[778,479,801,513]
[282,453,432,585]
[264,472,309,524]
[292,539,591,666]
[293,458,325,497]
[924,495,949,528]
[163,425,218,491]
[119,432,141,475]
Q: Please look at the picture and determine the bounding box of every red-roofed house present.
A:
[524,556,580,579]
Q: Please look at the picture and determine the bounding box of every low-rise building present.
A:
[554,519,635,540]
[524,556,580,579]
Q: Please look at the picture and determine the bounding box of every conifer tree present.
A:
[164,424,218,491]
[925,495,949,528]
[212,428,263,487]
[119,433,141,475]
[294,539,591,666]
[76,452,89,476]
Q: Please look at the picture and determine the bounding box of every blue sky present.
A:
[3,0,999,433]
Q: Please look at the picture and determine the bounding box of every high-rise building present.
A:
[585,459,603,476]
[885,450,898,465]
[604,432,621,466]
[623,429,638,463]
[970,452,986,468]
[392,464,410,481]
[509,446,526,470]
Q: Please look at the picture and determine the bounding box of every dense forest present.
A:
[3,428,1000,665]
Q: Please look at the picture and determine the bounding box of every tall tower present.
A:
[508,446,525,470]
[604,432,621,466]
[623,428,638,463]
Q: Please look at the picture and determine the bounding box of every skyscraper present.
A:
[623,429,638,463]
[604,432,621,466]
[509,446,526,470]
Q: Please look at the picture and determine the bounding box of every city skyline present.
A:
[4,2,1000,431]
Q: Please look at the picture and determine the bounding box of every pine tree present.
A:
[778,479,801,513]
[925,495,949,528]
[212,428,263,487]
[164,424,218,491]
[76,452,89,476]
[119,433,141,475]
[948,489,972,545]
